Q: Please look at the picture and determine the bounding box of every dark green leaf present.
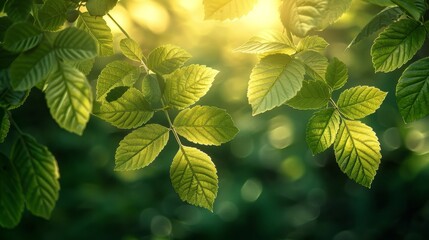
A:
[0,70,29,109]
[37,0,68,31]
[391,0,425,20]
[106,86,129,102]
[0,17,13,41]
[286,80,331,110]
[3,0,32,22]
[3,22,43,52]
[325,57,348,90]
[0,108,10,143]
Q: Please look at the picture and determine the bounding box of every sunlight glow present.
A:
[128,0,170,34]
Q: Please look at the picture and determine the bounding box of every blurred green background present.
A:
[2,0,429,239]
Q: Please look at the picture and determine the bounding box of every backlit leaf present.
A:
[67,58,95,75]
[234,31,296,55]
[54,27,97,61]
[296,50,328,81]
[286,80,331,110]
[141,74,162,108]
[86,0,118,16]
[297,35,329,52]
[391,0,425,20]
[76,12,113,56]
[3,22,43,52]
[306,108,340,154]
[148,44,192,75]
[203,0,258,20]
[37,0,68,31]
[325,57,348,90]
[120,38,144,62]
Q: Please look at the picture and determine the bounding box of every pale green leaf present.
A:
[54,27,97,61]
[364,0,394,6]
[174,105,238,146]
[86,0,118,16]
[170,146,218,211]
[148,44,192,75]
[10,41,56,91]
[297,35,329,52]
[45,63,92,135]
[391,0,425,20]
[234,31,296,55]
[0,108,10,143]
[115,124,169,171]
[94,87,153,129]
[334,120,381,188]
[141,74,162,108]
[371,19,426,72]
[3,22,43,52]
[396,57,429,122]
[337,86,387,120]
[96,60,140,101]
[203,0,258,20]
[120,38,144,62]
[248,54,305,115]
[163,64,218,109]
[306,108,340,154]
[325,57,348,90]
[317,0,352,30]
[37,0,67,31]
[0,153,24,228]
[348,7,403,47]
[11,134,60,219]
[76,12,113,56]
[296,50,328,81]
[286,81,331,110]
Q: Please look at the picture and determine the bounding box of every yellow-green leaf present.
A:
[297,35,329,52]
[203,0,258,20]
[147,44,192,75]
[286,80,331,110]
[76,12,113,56]
[325,57,348,90]
[120,38,144,62]
[53,27,97,61]
[306,108,340,154]
[234,31,296,55]
[296,50,328,81]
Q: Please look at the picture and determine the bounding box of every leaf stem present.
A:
[7,111,24,135]
[107,13,131,39]
[161,100,183,147]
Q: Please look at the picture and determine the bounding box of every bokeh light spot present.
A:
[280,156,305,181]
[150,215,172,237]
[215,201,239,222]
[241,178,263,202]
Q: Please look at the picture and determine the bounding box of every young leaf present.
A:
[391,0,425,20]
[11,134,60,219]
[203,0,258,20]
[396,57,429,123]
[348,7,403,47]
[0,153,24,228]
[93,87,154,129]
[306,108,340,154]
[325,57,348,90]
[371,19,426,72]
[76,12,113,56]
[0,108,10,143]
[54,27,97,61]
[234,31,296,55]
[163,65,219,109]
[248,54,305,115]
[337,86,387,120]
[37,0,68,31]
[170,146,218,211]
[96,60,140,101]
[115,124,170,171]
[3,22,43,52]
[334,119,381,188]
[45,63,93,135]
[10,41,56,91]
[295,51,328,81]
[297,35,329,52]
[120,38,144,62]
[147,44,192,75]
[86,0,118,16]
[174,105,239,146]
[0,70,29,110]
[286,81,331,110]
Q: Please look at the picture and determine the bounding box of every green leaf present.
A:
[96,60,140,101]
[37,0,68,31]
[248,54,305,115]
[371,19,426,72]
[306,108,341,154]
[54,27,97,61]
[148,44,192,75]
[325,57,348,90]
[170,146,218,211]
[364,0,394,6]
[76,12,113,56]
[141,74,162,108]
[348,7,403,47]
[11,134,60,219]
[45,63,92,135]
[286,81,331,110]
[86,0,118,16]
[3,0,32,21]
[391,0,425,20]
[10,41,56,91]
[120,38,144,62]
[0,70,29,109]
[0,153,24,228]
[317,0,352,30]
[94,87,154,129]
[67,58,95,75]
[234,31,296,55]
[396,57,429,122]
[3,22,43,52]
[174,105,238,146]
[115,124,169,171]
[0,108,10,143]
[0,17,13,42]
[296,51,328,81]
[297,35,329,52]
[334,119,381,188]
[163,64,218,109]
[203,0,258,20]
[337,86,387,120]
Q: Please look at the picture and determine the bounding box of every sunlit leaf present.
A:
[86,0,118,16]
[325,57,348,90]
[174,105,238,146]
[203,0,258,20]
[141,74,162,108]
[248,54,305,115]
[115,124,169,171]
[76,12,113,56]
[45,63,92,135]
[54,27,97,61]
[0,109,9,143]
[317,0,352,29]
[306,108,340,154]
[37,0,67,31]
[297,35,329,52]
[371,19,426,72]
[234,31,296,55]
[170,146,218,211]
[396,57,429,122]
[286,80,331,110]
[11,134,60,219]
[391,0,425,20]
[94,87,153,129]
[364,0,394,6]
[148,44,192,75]
[296,50,328,81]
[163,64,218,109]
[3,22,43,52]
[120,38,144,62]
[0,153,24,228]
[334,119,381,188]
